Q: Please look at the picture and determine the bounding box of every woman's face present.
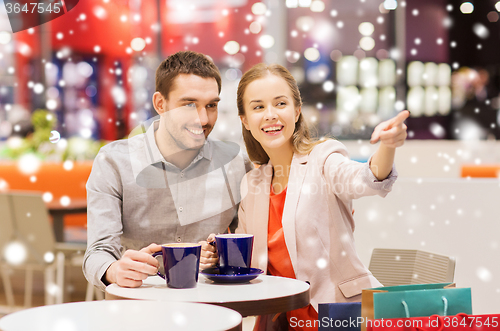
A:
[240,74,301,154]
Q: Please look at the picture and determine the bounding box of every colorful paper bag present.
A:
[318,302,361,331]
[361,283,472,331]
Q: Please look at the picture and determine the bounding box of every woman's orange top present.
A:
[268,185,318,331]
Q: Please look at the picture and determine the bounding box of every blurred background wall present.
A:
[0,0,499,157]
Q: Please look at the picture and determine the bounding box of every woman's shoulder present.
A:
[245,162,272,179]
[239,163,271,196]
[309,138,349,159]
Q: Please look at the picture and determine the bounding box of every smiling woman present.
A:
[227,62,408,330]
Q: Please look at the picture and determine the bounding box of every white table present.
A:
[106,274,310,317]
[0,300,242,331]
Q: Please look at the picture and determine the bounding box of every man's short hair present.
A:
[155,51,222,99]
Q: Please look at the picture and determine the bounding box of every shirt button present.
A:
[176,237,182,242]
[180,173,184,178]
[179,206,183,212]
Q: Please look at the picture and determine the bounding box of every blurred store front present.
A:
[0,0,500,159]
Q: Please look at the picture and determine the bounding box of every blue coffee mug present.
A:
[215,234,254,274]
[153,243,201,288]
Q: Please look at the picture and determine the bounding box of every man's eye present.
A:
[207,103,218,108]
[186,103,196,108]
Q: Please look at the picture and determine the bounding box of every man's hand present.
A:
[105,243,161,288]
[199,233,218,270]
[370,110,409,148]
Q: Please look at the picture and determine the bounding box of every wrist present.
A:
[379,141,396,151]
[104,262,117,285]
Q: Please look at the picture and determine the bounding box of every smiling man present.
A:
[153,73,220,169]
[83,51,253,291]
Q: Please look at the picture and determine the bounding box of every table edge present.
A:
[0,301,243,331]
[105,281,310,317]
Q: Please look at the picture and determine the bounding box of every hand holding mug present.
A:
[199,233,218,270]
[105,243,161,288]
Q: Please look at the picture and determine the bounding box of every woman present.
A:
[202,63,408,330]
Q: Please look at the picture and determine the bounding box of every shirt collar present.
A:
[144,120,164,165]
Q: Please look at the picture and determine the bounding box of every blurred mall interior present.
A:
[1,0,500,321]
[1,0,499,150]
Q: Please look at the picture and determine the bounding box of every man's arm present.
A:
[83,150,160,290]
[83,150,125,290]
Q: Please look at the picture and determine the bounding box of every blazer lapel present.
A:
[251,163,272,271]
[281,153,309,275]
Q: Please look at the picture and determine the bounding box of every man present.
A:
[83,51,253,290]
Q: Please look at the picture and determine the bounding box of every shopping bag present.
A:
[318,302,361,331]
[365,313,500,331]
[361,283,472,331]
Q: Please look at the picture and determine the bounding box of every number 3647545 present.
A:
[5,2,62,14]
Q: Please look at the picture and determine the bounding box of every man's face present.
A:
[160,74,220,151]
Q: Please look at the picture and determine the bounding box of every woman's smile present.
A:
[261,124,284,135]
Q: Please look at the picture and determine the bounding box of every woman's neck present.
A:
[266,143,294,193]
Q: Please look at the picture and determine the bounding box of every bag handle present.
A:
[401,296,449,318]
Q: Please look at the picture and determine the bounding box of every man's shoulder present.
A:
[98,134,145,158]
[209,139,241,157]
[208,139,244,164]
[207,139,253,173]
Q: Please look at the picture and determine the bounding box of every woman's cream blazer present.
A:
[236,139,398,310]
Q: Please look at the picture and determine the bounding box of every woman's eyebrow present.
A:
[249,95,288,104]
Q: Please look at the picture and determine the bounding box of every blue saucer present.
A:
[201,267,263,283]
